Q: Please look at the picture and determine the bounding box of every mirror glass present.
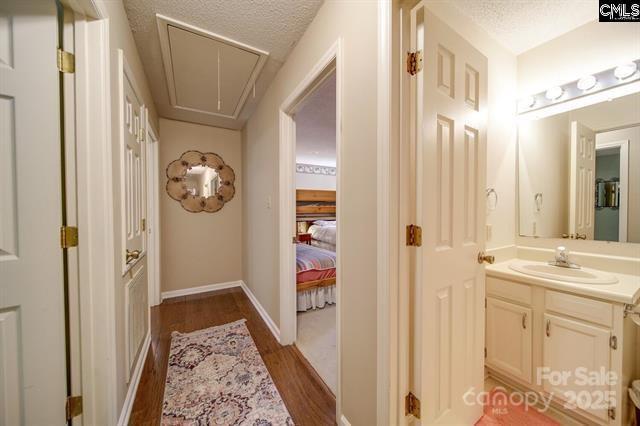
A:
[184,165,220,197]
[166,150,236,213]
[518,92,640,243]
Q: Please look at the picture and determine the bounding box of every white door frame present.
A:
[67,3,119,424]
[595,139,629,242]
[278,39,342,418]
[146,122,161,306]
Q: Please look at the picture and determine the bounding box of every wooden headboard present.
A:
[296,189,336,216]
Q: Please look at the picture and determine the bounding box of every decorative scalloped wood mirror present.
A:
[166,150,236,213]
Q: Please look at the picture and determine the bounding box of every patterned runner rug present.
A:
[162,319,293,425]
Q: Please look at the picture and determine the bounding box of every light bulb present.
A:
[577,75,597,91]
[614,62,637,80]
[545,86,564,101]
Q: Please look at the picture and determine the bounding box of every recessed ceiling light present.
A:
[577,75,597,91]
[545,86,564,101]
[614,62,637,80]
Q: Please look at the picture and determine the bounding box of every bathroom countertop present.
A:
[486,260,640,305]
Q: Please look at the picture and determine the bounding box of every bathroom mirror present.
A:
[166,150,236,213]
[518,91,640,243]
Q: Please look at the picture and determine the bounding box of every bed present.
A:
[296,243,336,311]
[296,189,337,251]
[307,221,336,251]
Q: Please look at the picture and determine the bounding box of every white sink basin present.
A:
[509,260,618,285]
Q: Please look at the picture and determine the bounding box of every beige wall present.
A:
[242,1,378,423]
[160,118,243,292]
[518,114,570,237]
[95,0,158,416]
[425,1,518,251]
[517,21,640,97]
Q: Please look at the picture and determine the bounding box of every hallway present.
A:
[130,288,336,425]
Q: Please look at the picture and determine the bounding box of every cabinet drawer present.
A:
[486,277,532,305]
[545,290,612,327]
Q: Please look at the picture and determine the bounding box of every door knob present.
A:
[477,252,495,264]
[126,249,141,263]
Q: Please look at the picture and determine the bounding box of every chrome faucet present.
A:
[549,246,580,269]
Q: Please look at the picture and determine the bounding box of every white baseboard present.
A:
[159,279,280,343]
[340,415,352,426]
[117,331,151,426]
[240,281,280,343]
[161,280,243,301]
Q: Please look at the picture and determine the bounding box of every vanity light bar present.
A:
[517,59,640,114]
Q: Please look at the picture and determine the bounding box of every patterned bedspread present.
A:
[296,243,336,273]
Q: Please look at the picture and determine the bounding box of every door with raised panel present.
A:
[0,0,67,423]
[569,121,596,239]
[410,4,488,424]
[122,57,146,269]
[543,313,611,421]
[119,51,149,382]
[486,298,532,383]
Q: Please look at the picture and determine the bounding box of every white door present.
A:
[486,298,532,383]
[569,121,596,239]
[411,5,488,424]
[123,66,146,268]
[0,0,68,423]
[543,313,611,421]
[119,52,149,381]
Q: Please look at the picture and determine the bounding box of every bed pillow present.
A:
[313,220,336,226]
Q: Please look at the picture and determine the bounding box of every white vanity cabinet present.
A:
[543,312,612,421]
[485,274,638,425]
[486,297,532,383]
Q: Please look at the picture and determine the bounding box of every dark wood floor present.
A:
[129,287,336,425]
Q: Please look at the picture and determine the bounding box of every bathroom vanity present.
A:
[485,259,639,425]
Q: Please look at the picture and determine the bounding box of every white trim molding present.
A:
[595,138,629,243]
[117,331,151,426]
[240,281,280,343]
[160,280,281,343]
[161,280,244,301]
[340,415,352,426]
[278,38,343,422]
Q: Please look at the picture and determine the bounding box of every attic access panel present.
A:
[156,14,269,120]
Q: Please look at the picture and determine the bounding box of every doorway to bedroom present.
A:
[293,71,338,395]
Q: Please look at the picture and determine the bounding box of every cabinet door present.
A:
[486,297,532,383]
[543,313,611,421]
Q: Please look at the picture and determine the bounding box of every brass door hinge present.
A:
[66,395,83,420]
[608,406,616,420]
[406,50,423,76]
[60,226,79,248]
[57,49,75,73]
[610,335,617,350]
[405,392,421,418]
[406,224,422,247]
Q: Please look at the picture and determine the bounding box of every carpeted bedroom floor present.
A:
[296,304,337,394]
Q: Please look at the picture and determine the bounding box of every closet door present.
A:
[409,5,488,424]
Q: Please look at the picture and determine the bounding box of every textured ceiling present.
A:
[448,0,598,54]
[296,73,336,167]
[123,0,323,130]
